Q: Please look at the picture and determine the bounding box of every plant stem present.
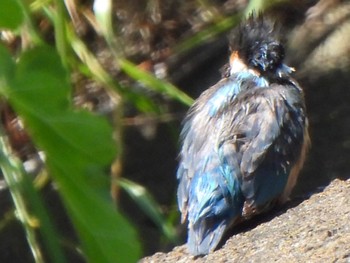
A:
[16,0,44,46]
[0,134,44,263]
[53,0,69,68]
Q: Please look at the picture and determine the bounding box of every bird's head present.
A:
[229,14,291,77]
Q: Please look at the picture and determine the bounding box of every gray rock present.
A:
[141,179,350,263]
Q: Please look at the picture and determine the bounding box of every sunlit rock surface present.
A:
[141,179,350,262]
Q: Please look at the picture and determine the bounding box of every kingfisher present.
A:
[176,14,310,256]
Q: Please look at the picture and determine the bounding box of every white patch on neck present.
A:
[229,51,260,76]
[229,53,247,74]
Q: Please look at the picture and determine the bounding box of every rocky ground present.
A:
[141,179,350,263]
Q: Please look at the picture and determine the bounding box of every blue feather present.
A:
[207,73,268,117]
[185,161,243,255]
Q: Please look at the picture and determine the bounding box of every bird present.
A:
[176,14,310,256]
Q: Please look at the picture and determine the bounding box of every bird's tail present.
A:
[187,216,230,256]
[184,163,243,255]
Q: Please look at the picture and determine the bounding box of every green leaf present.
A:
[0,46,141,263]
[174,14,241,54]
[0,45,15,87]
[50,165,139,263]
[16,46,68,81]
[12,46,70,113]
[0,0,23,29]
[119,59,193,106]
[0,44,66,263]
[119,178,178,243]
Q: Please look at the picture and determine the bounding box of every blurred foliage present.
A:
[0,0,23,29]
[0,0,277,262]
[0,37,140,262]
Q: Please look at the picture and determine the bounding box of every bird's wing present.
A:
[177,78,242,222]
[220,82,308,216]
[177,123,243,255]
[176,78,245,255]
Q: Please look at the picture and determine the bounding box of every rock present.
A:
[140,179,350,262]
